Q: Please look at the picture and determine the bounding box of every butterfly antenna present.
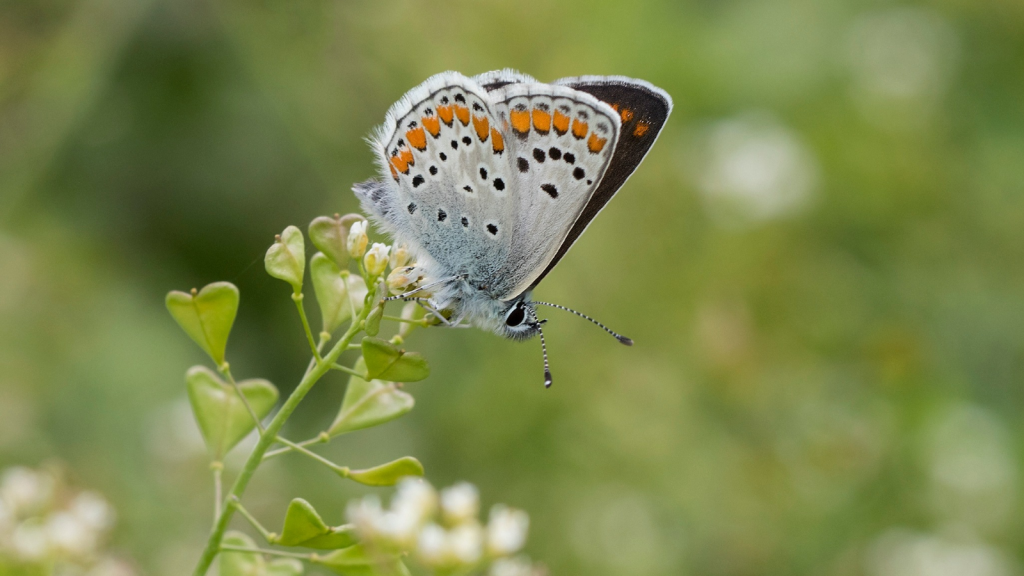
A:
[536,319,553,388]
[533,301,634,346]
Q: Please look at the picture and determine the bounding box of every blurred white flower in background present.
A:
[866,529,1013,576]
[0,465,134,574]
[693,113,818,227]
[347,478,540,574]
[845,7,959,129]
[924,403,1017,530]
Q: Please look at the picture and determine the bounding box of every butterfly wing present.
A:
[355,72,519,285]
[527,76,673,290]
[486,82,621,299]
[355,71,622,303]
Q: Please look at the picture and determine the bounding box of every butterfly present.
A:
[354,69,672,386]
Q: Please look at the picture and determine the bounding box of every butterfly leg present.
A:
[406,299,467,329]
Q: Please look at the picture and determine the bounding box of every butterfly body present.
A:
[355,70,671,343]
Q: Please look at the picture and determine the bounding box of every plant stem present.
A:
[219,545,312,560]
[230,498,276,543]
[274,436,347,474]
[191,288,375,576]
[263,433,329,461]
[211,463,223,526]
[293,293,323,363]
[330,363,368,379]
[221,366,265,434]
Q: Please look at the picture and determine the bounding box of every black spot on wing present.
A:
[517,157,530,172]
[541,184,558,198]
[533,148,545,163]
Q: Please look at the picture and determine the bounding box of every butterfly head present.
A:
[498,299,542,342]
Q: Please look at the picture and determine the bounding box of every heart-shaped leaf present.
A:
[309,214,365,269]
[186,366,279,460]
[361,338,430,382]
[327,358,414,436]
[310,253,350,335]
[220,531,263,576]
[265,226,306,293]
[346,457,424,487]
[267,559,304,576]
[276,498,358,550]
[221,532,304,576]
[166,282,239,366]
[312,545,406,576]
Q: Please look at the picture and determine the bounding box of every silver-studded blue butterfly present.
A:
[354,70,672,386]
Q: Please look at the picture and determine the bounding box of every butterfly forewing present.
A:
[356,72,620,302]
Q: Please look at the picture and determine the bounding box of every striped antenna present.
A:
[532,301,633,346]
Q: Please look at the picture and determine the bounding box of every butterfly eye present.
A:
[505,304,526,327]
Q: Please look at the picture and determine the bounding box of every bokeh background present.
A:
[2,0,1024,574]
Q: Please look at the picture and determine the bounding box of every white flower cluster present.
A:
[0,466,134,575]
[346,479,542,575]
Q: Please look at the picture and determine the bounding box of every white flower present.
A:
[346,495,384,536]
[364,243,391,277]
[1,467,55,516]
[389,243,412,270]
[387,266,426,296]
[441,482,479,525]
[448,521,483,565]
[487,505,529,557]
[391,478,437,528]
[416,523,448,566]
[347,221,368,259]
[47,511,98,557]
[490,556,537,576]
[71,492,115,532]
[12,520,49,561]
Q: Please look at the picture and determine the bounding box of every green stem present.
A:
[263,433,329,461]
[293,293,323,363]
[211,463,223,526]
[274,436,349,475]
[219,545,312,560]
[230,498,276,543]
[221,365,265,434]
[383,315,427,325]
[191,287,375,576]
[330,363,368,379]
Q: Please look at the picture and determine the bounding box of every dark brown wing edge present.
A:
[526,76,672,291]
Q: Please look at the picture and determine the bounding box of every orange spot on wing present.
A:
[587,133,607,153]
[571,119,588,139]
[491,128,505,154]
[532,108,551,133]
[405,127,427,151]
[553,111,570,135]
[620,108,634,123]
[611,103,620,111]
[510,109,531,133]
[454,105,470,126]
[472,115,490,142]
[633,120,651,137]
[390,153,410,174]
[422,115,441,137]
[399,147,415,167]
[437,105,454,126]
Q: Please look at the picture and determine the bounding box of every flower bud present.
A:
[389,243,412,270]
[391,478,438,527]
[448,521,483,565]
[416,523,448,566]
[486,505,529,557]
[387,266,426,296]
[347,221,368,259]
[441,482,479,526]
[364,243,391,277]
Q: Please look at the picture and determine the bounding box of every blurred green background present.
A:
[2,0,1024,574]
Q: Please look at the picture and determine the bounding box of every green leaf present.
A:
[265,225,306,292]
[220,531,263,576]
[312,545,404,576]
[361,338,430,382]
[186,366,278,460]
[166,282,239,366]
[327,358,414,436]
[310,253,350,334]
[267,559,304,576]
[309,214,365,269]
[346,457,424,487]
[364,301,383,337]
[276,498,358,550]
